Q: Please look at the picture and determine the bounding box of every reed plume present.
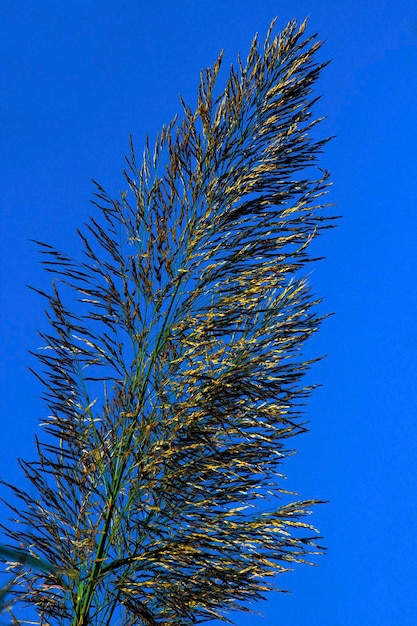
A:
[1,18,335,625]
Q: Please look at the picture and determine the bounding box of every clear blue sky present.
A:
[1,2,417,624]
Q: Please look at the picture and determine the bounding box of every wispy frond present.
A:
[1,18,335,625]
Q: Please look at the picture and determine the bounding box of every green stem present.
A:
[72,274,184,625]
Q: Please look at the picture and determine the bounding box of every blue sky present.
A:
[1,1,417,624]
